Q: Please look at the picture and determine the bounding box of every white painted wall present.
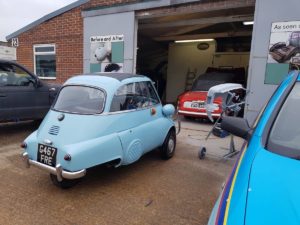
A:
[0,46,16,60]
[212,52,250,68]
[165,42,250,103]
[166,41,216,102]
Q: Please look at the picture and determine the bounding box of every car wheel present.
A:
[198,147,206,159]
[49,174,81,189]
[160,129,176,160]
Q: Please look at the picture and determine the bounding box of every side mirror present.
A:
[221,116,252,140]
[34,77,42,88]
[162,104,175,117]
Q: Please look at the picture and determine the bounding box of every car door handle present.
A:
[0,94,6,97]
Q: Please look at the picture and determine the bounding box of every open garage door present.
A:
[136,4,254,104]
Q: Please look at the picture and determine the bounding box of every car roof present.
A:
[93,73,145,81]
[0,59,21,65]
[65,73,151,96]
[66,73,150,83]
[0,59,36,77]
[0,59,11,63]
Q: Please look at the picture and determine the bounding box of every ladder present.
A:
[185,68,197,91]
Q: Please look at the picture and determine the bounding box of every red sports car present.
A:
[177,68,246,120]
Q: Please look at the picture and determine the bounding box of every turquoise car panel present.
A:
[209,71,299,225]
[246,148,300,225]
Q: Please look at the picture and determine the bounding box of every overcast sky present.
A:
[0,0,78,41]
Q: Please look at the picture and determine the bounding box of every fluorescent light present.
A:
[175,39,214,43]
[243,21,254,25]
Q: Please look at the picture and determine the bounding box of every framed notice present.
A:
[266,21,300,84]
[90,35,124,73]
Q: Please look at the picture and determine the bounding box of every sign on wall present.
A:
[90,34,124,73]
[11,38,19,47]
[266,21,300,84]
[0,46,16,60]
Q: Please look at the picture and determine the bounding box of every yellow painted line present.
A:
[223,145,247,225]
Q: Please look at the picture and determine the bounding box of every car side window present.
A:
[110,83,139,112]
[146,81,160,105]
[267,82,300,157]
[110,81,160,112]
[0,63,33,87]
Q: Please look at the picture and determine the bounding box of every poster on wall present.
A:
[266,21,300,84]
[90,35,124,73]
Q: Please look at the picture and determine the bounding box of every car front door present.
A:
[136,81,166,151]
[111,81,164,156]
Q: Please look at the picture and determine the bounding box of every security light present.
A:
[175,39,214,43]
[243,21,254,25]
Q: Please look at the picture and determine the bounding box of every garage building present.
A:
[6,0,298,124]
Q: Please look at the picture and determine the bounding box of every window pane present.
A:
[54,86,105,114]
[146,81,160,105]
[110,82,160,112]
[268,82,300,156]
[110,83,135,112]
[0,63,33,86]
[35,55,56,77]
[136,82,152,108]
[35,46,55,53]
[138,82,150,97]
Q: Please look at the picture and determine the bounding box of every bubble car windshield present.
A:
[53,85,105,114]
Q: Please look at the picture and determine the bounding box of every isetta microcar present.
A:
[21,73,176,188]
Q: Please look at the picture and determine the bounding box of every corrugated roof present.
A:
[6,0,90,40]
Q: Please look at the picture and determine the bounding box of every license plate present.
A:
[184,101,205,109]
[37,144,57,167]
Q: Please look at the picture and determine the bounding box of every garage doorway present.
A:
[136,5,254,104]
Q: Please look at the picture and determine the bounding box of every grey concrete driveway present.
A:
[0,119,243,225]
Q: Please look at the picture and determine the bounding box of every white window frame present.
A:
[33,44,56,80]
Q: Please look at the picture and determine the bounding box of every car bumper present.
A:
[22,152,86,181]
[178,110,221,117]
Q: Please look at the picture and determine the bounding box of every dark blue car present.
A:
[0,60,60,122]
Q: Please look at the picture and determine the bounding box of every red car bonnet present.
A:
[179,91,222,104]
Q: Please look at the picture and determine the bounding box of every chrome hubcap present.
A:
[168,138,175,154]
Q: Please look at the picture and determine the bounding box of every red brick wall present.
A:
[17,6,84,84]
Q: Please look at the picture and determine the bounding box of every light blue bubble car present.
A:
[21,73,176,188]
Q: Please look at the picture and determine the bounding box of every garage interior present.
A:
[136,5,255,103]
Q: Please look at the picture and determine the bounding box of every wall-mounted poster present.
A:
[266,21,300,84]
[90,35,124,73]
